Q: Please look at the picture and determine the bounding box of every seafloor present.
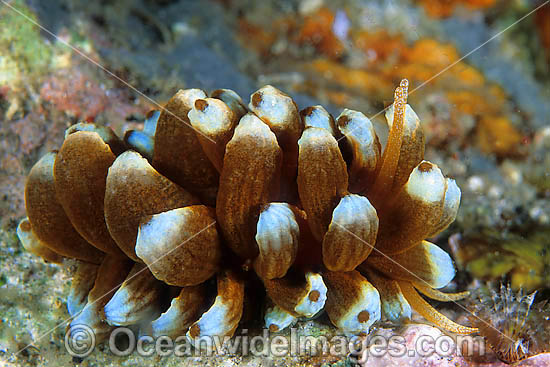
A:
[0,0,549,366]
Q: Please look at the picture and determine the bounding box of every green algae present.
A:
[0,0,52,86]
[0,0,57,120]
[457,230,550,292]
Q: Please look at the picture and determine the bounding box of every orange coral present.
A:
[353,30,406,63]
[477,115,523,157]
[307,59,392,97]
[310,32,490,98]
[295,7,345,59]
[312,32,521,156]
[237,19,278,58]
[402,39,460,69]
[237,10,521,157]
[417,0,497,18]
[237,7,344,60]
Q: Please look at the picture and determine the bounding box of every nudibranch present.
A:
[17,79,477,352]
